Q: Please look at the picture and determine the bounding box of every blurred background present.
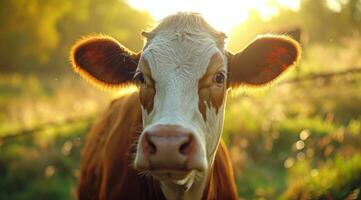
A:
[0,0,360,199]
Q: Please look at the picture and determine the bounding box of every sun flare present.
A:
[127,0,300,34]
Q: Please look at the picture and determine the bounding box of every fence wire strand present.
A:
[1,67,361,141]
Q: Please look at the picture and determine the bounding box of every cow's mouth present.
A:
[150,169,194,182]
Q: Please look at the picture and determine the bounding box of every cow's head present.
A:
[71,12,300,199]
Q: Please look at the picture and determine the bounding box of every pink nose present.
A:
[137,125,196,170]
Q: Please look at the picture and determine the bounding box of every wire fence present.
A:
[1,67,360,142]
[0,116,94,142]
[278,67,361,85]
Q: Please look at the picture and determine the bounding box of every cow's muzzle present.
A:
[134,124,206,176]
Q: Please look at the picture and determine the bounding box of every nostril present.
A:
[179,135,192,155]
[145,135,157,154]
[148,140,157,154]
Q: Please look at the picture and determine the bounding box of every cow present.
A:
[70,12,301,200]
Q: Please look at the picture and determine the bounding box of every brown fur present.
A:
[77,92,238,200]
[138,59,156,113]
[198,53,227,120]
[70,35,140,89]
[228,35,301,86]
[202,140,238,200]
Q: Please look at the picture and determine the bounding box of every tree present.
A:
[0,0,153,73]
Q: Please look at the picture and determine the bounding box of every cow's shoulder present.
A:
[78,92,165,200]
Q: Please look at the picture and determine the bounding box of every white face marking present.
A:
[139,30,227,165]
[134,13,229,200]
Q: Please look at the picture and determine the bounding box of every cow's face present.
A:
[133,29,229,180]
[71,13,300,194]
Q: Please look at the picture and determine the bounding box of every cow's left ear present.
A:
[228,35,301,86]
[70,35,140,89]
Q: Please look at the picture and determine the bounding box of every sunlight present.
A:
[112,85,138,97]
[127,0,300,34]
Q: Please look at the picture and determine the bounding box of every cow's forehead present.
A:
[141,32,224,81]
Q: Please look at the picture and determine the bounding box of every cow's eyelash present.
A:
[133,71,142,80]
[216,70,229,78]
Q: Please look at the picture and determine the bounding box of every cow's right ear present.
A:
[70,35,140,88]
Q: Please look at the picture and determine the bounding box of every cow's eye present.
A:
[213,72,226,85]
[134,72,145,85]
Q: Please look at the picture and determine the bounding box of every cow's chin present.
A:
[150,169,195,185]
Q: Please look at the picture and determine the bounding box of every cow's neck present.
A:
[159,170,209,200]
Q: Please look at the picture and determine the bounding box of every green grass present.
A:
[0,119,90,200]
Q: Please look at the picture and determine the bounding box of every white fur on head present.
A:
[135,12,228,200]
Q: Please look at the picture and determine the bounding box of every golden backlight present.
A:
[116,0,300,97]
[127,0,300,34]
